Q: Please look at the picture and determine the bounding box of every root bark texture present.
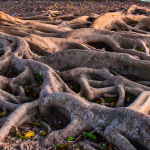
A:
[0,5,150,150]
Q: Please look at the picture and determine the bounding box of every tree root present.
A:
[39,92,150,150]
[0,5,150,150]
[58,67,150,106]
[79,140,104,150]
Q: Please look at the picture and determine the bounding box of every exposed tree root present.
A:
[1,5,150,150]
[58,67,150,106]
[79,140,104,150]
[39,92,150,150]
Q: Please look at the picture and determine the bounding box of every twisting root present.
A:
[0,100,38,140]
[58,67,150,106]
[0,5,150,150]
[79,140,103,150]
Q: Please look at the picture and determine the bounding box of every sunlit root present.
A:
[90,6,150,34]
[127,5,150,15]
[18,12,53,21]
[0,11,25,24]
[90,11,146,30]
[18,10,61,21]
[60,15,97,29]
[128,91,150,114]
[0,18,150,60]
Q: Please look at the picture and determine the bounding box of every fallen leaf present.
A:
[110,102,116,107]
[25,131,35,138]
[67,137,76,141]
[82,132,97,140]
[40,131,47,136]
[95,98,104,104]
[57,144,68,148]
[69,85,73,89]
[108,144,113,150]
[136,48,144,52]
[0,112,5,117]
[30,122,41,127]
[30,93,37,98]
[18,133,27,140]
[108,97,117,102]
[24,87,30,93]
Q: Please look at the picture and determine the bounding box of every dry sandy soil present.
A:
[0,0,150,17]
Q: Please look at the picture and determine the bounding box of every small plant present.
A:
[136,48,144,52]
[82,132,97,140]
[7,138,12,142]
[100,144,108,149]
[67,137,76,141]
[35,72,42,82]
[126,97,131,102]
[18,133,27,140]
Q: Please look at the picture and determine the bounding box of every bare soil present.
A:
[0,0,150,17]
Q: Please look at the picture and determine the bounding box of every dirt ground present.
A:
[0,0,150,17]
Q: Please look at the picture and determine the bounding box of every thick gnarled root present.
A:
[39,93,150,150]
[128,91,150,114]
[89,5,150,36]
[0,100,38,141]
[0,4,150,150]
[58,67,150,106]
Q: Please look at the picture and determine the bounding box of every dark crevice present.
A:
[125,93,136,107]
[66,81,80,93]
[30,48,51,56]
[0,51,4,57]
[41,108,71,130]
[87,17,96,23]
[123,75,146,83]
[87,42,113,52]
[88,74,105,81]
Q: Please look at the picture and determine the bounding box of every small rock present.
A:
[11,14,16,17]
